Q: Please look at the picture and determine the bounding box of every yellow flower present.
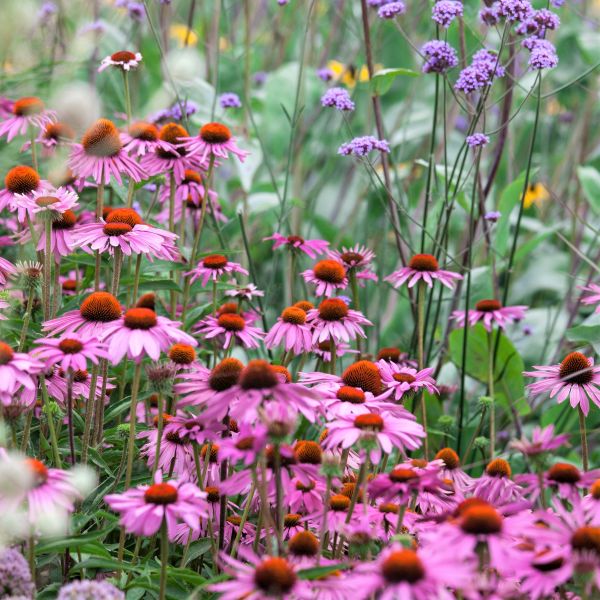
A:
[170,24,198,47]
[523,182,550,209]
[327,60,373,88]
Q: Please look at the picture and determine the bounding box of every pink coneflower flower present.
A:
[218,422,268,467]
[105,471,208,538]
[121,121,159,157]
[377,346,417,368]
[197,313,263,350]
[0,341,44,406]
[0,96,56,142]
[323,410,425,463]
[301,360,384,396]
[580,282,600,313]
[451,299,528,331]
[517,462,600,504]
[288,477,328,515]
[329,244,378,283]
[34,209,78,263]
[140,122,204,184]
[302,259,348,297]
[224,282,264,301]
[471,458,524,505]
[209,549,308,599]
[102,307,196,364]
[378,360,439,401]
[512,546,572,600]
[18,458,82,527]
[33,334,109,372]
[583,480,600,520]
[181,122,249,163]
[98,50,142,72]
[175,358,244,414]
[43,291,122,339]
[215,360,320,425]
[68,118,146,186]
[313,339,359,362]
[307,298,372,344]
[15,186,78,224]
[347,543,473,600]
[434,447,473,492]
[0,165,49,212]
[264,232,329,258]
[369,463,439,504]
[0,256,16,287]
[524,351,600,416]
[186,254,248,287]
[160,169,217,206]
[36,121,75,153]
[264,306,313,354]
[138,425,196,475]
[510,424,569,457]
[70,207,178,260]
[385,254,463,289]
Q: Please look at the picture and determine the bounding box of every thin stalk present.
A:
[40,375,61,468]
[230,480,255,557]
[579,407,589,472]
[132,254,142,302]
[43,219,52,320]
[317,475,332,563]
[122,70,132,124]
[94,183,105,291]
[111,247,123,295]
[66,368,76,464]
[417,281,428,459]
[18,285,35,351]
[124,362,143,488]
[159,518,169,600]
[152,392,164,477]
[487,330,496,459]
[81,365,99,463]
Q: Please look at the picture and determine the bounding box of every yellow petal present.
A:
[169,24,198,47]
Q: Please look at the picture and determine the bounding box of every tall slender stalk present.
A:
[159,518,169,600]
[579,407,589,472]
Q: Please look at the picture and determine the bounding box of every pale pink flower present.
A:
[180,122,249,163]
[186,254,248,287]
[386,253,463,289]
[196,313,263,350]
[580,282,600,313]
[33,334,109,372]
[0,341,44,406]
[302,259,348,297]
[0,256,16,287]
[525,351,600,416]
[0,96,56,142]
[510,424,569,457]
[306,298,372,344]
[264,232,329,258]
[98,50,142,72]
[264,306,313,354]
[120,121,159,157]
[451,299,528,331]
[14,186,78,224]
[378,360,439,401]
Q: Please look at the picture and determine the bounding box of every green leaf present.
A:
[297,564,347,580]
[181,539,212,566]
[371,68,419,96]
[577,165,600,214]
[137,279,182,292]
[566,312,600,354]
[448,323,528,416]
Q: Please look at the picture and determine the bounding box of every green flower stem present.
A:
[66,368,76,464]
[417,281,429,459]
[579,407,589,472]
[487,330,496,459]
[43,219,52,321]
[40,375,61,468]
[159,518,169,600]
[18,284,35,351]
[124,362,143,488]
[152,392,164,477]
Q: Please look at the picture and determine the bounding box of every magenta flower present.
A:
[160,168,217,207]
[510,424,569,457]
[33,334,109,372]
[0,341,44,406]
[451,299,528,331]
[580,282,600,313]
[102,308,197,364]
[121,121,159,157]
[98,50,142,72]
[196,313,263,350]
[34,209,78,263]
[0,256,16,287]
[264,232,329,259]
[105,471,208,538]
[329,243,376,271]
[180,122,249,163]
[43,291,122,340]
[434,447,473,492]
[378,360,439,401]
[347,543,474,599]
[68,118,146,186]
[138,425,196,475]
[306,298,372,344]
[386,254,463,290]
[140,122,205,184]
[0,96,56,142]
[313,339,359,362]
[471,458,524,505]
[186,254,248,287]
[323,410,425,463]
[14,186,78,224]
[524,351,600,416]
[70,218,178,260]
[302,259,348,297]
[209,548,308,599]
[0,165,49,213]
[264,306,313,354]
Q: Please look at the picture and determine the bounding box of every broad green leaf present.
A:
[494,170,530,257]
[371,68,419,96]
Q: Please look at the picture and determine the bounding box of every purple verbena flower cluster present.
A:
[421,40,459,74]
[57,580,125,600]
[432,0,463,28]
[466,133,490,148]
[321,88,355,112]
[338,136,390,156]
[219,93,242,109]
[497,0,533,23]
[0,548,35,599]
[526,39,559,70]
[455,49,505,94]
[378,1,406,19]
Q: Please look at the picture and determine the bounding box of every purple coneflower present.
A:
[180,122,249,163]
[0,256,16,287]
[33,334,109,372]
[186,254,248,287]
[451,299,527,331]
[121,121,159,157]
[0,165,49,213]
[264,232,329,258]
[265,306,313,354]
[386,254,462,290]
[0,96,56,142]
[15,186,78,224]
[0,341,44,406]
[510,424,569,457]
[98,49,142,72]
[302,259,348,297]
[378,360,439,401]
[196,312,263,350]
[307,298,372,344]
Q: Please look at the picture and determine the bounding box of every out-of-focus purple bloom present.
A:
[219,93,242,109]
[321,87,355,111]
[338,136,390,156]
[317,67,334,82]
[421,40,458,74]
[0,548,35,598]
[526,39,558,70]
[485,211,501,222]
[79,20,107,35]
[150,100,198,123]
[368,0,388,6]
[126,2,145,21]
[253,71,267,86]
[278,0,290,5]
[480,5,500,25]
[522,325,533,336]
[378,1,406,19]
[466,133,490,147]
[455,49,505,94]
[57,579,124,599]
[497,0,533,22]
[38,1,57,20]
[432,0,463,28]
[550,0,564,6]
